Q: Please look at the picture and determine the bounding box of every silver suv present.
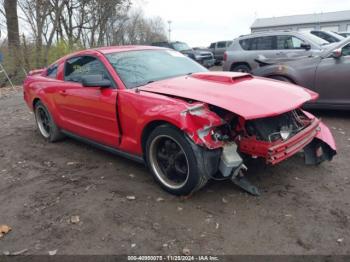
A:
[223,31,329,73]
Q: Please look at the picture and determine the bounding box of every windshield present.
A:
[106,50,207,89]
[172,42,192,51]
[299,32,330,46]
[322,37,350,56]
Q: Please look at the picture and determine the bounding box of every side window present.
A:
[255,36,275,50]
[64,56,109,83]
[342,44,350,56]
[239,38,252,50]
[217,41,226,48]
[277,35,303,49]
[47,64,58,79]
[226,41,233,47]
[209,43,215,49]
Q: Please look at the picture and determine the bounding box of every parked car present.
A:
[252,38,350,109]
[23,46,336,196]
[152,41,215,68]
[310,30,344,43]
[338,32,350,38]
[223,31,330,73]
[209,41,233,64]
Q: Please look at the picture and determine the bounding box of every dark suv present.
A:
[152,41,215,68]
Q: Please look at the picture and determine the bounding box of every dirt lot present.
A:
[0,85,350,256]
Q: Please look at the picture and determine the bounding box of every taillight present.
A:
[223,52,227,62]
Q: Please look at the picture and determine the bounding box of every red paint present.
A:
[238,119,320,165]
[23,46,336,164]
[138,72,319,120]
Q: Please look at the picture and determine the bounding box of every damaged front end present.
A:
[180,103,336,195]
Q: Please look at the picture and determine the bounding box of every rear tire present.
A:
[34,101,64,142]
[231,64,251,73]
[145,125,208,196]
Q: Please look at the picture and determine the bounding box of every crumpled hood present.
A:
[139,72,318,120]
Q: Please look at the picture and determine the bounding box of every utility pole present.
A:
[168,20,172,42]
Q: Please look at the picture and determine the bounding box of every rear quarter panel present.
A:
[23,74,66,127]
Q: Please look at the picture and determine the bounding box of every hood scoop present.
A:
[191,72,253,84]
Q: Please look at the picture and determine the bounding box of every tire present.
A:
[231,64,251,73]
[269,75,292,83]
[34,101,64,142]
[145,125,208,196]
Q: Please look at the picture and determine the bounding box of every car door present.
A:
[251,36,278,59]
[314,43,350,106]
[56,55,120,147]
[276,35,310,58]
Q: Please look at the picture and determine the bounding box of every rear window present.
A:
[217,41,226,48]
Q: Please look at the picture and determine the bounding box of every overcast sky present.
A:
[133,0,350,47]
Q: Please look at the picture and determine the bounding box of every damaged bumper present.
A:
[238,118,336,165]
[239,118,318,164]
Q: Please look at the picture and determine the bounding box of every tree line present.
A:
[0,0,167,86]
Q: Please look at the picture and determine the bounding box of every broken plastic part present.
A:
[231,173,260,196]
[219,143,243,177]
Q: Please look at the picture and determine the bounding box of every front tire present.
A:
[145,125,208,196]
[34,101,64,142]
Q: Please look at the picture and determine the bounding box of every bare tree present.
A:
[4,0,21,68]
[113,9,167,45]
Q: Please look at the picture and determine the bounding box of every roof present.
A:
[251,10,350,29]
[95,45,164,54]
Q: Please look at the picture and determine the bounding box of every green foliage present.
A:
[47,40,84,65]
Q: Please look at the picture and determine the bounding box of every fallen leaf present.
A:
[0,225,12,238]
[222,197,228,204]
[70,216,80,224]
[131,243,136,248]
[182,247,191,256]
[156,197,164,202]
[337,238,344,244]
[126,196,136,200]
[66,162,78,166]
[49,250,57,256]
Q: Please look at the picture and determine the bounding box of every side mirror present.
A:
[82,74,111,88]
[331,48,342,59]
[300,43,311,50]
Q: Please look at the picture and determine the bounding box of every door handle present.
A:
[59,90,67,97]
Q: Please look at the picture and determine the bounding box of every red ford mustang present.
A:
[23,46,336,196]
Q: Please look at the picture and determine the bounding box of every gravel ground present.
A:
[0,86,349,256]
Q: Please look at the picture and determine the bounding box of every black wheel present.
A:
[231,64,251,73]
[269,76,292,83]
[34,101,64,142]
[145,125,208,196]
